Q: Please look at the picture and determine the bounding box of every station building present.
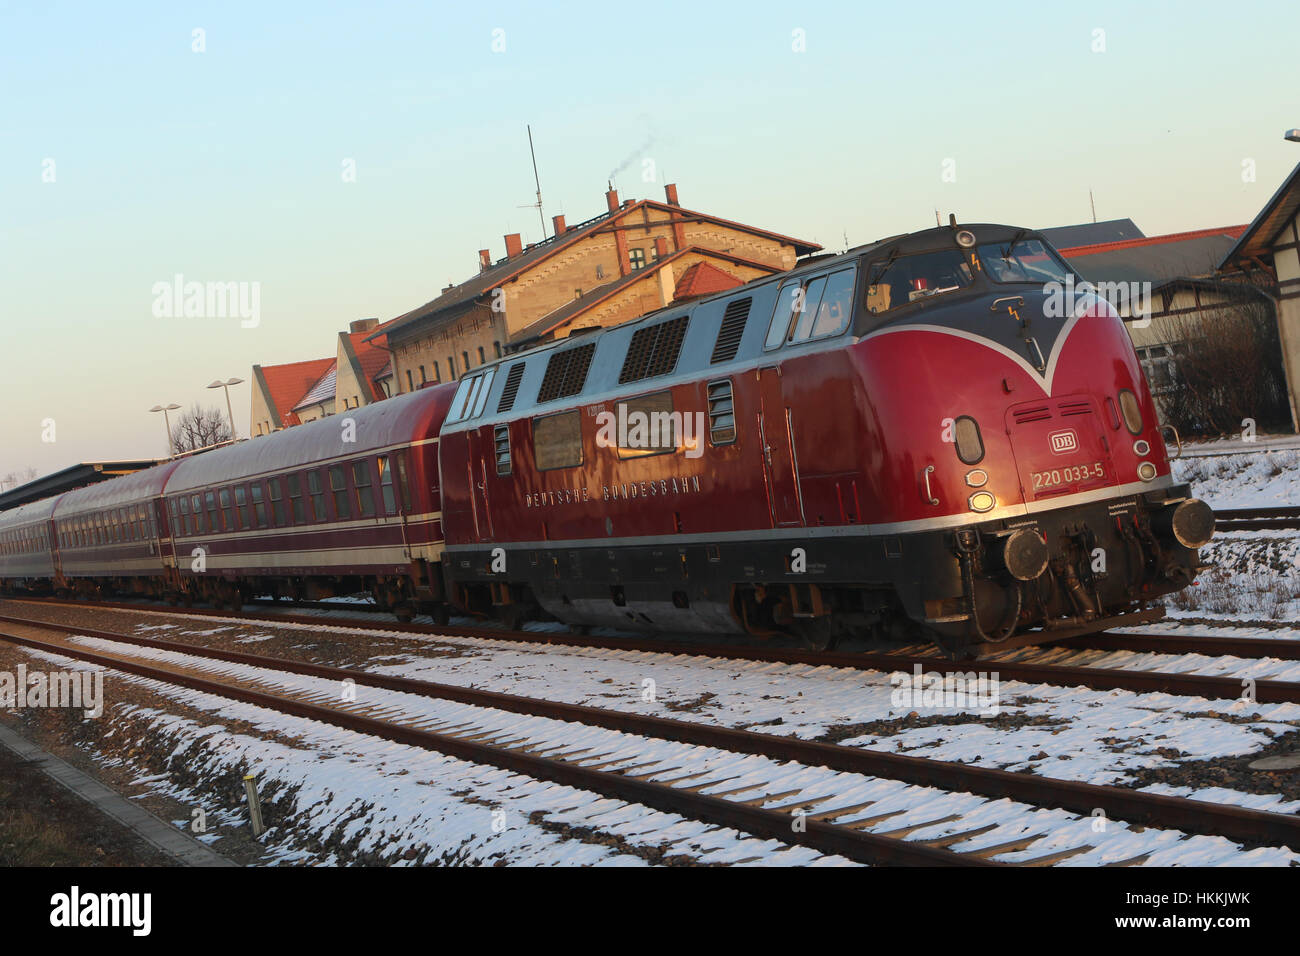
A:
[248,184,820,436]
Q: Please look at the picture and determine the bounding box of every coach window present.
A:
[393,452,413,512]
[533,410,584,470]
[329,465,350,519]
[220,489,236,530]
[190,494,204,534]
[615,391,678,459]
[167,499,178,536]
[177,498,189,536]
[269,477,287,526]
[308,471,327,520]
[287,474,306,523]
[205,492,220,532]
[250,483,268,528]
[376,456,397,514]
[352,461,376,517]
[234,486,250,529]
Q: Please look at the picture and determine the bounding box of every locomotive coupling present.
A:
[1151,498,1215,550]
[1000,527,1050,581]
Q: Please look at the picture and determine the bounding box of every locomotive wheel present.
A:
[428,603,450,626]
[496,603,525,631]
[797,618,840,652]
[393,602,415,623]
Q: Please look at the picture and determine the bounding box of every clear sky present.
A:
[3,0,1298,480]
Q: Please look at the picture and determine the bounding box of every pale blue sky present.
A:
[3,0,1298,479]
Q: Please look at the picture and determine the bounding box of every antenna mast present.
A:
[528,125,546,239]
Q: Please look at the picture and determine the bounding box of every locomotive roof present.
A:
[55,460,185,518]
[165,382,455,494]
[438,222,1043,431]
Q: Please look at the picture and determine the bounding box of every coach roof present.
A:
[165,383,455,494]
[54,461,185,518]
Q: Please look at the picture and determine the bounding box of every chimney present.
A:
[654,237,669,260]
[605,188,619,213]
[664,183,680,206]
[504,233,523,258]
[552,214,567,236]
[478,249,491,272]
[349,318,379,334]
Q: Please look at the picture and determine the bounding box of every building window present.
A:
[405,370,414,392]
[478,346,486,364]
[493,341,502,359]
[447,355,457,380]
[574,288,583,298]
[462,350,471,372]
[431,360,440,383]
[420,365,427,385]
[629,248,647,271]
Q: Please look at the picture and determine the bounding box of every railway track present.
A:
[2,612,1297,864]
[9,595,1300,706]
[1213,505,1300,532]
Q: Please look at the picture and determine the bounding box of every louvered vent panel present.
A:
[710,297,752,364]
[496,362,526,413]
[537,343,596,403]
[619,315,689,384]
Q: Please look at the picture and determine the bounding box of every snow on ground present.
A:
[35,639,1300,866]
[1173,448,1300,509]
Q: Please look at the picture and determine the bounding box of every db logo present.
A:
[1048,429,1078,454]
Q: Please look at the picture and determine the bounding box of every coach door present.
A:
[756,366,804,527]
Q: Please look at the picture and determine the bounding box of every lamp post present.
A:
[207,377,244,440]
[149,404,181,457]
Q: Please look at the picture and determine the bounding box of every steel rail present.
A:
[1,612,1297,853]
[0,623,986,867]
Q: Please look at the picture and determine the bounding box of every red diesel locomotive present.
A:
[437,222,1214,654]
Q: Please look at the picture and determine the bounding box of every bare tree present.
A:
[170,404,234,454]
[0,466,38,492]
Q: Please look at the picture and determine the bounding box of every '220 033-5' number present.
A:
[1032,461,1104,490]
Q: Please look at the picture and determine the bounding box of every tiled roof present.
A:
[293,363,337,412]
[369,197,820,344]
[673,261,743,300]
[260,357,334,425]
[345,329,391,402]
[508,246,779,346]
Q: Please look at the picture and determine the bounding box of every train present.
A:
[0,222,1215,656]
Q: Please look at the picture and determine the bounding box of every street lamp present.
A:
[207,377,244,440]
[149,404,181,457]
[1286,129,1300,143]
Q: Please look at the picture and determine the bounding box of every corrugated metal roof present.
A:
[1060,227,1246,286]
[293,364,337,411]
[1039,219,1145,249]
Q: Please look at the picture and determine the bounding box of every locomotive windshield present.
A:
[865,249,973,314]
[977,239,1073,284]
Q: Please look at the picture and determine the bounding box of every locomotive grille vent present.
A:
[496,362,526,413]
[710,297,752,364]
[537,343,596,403]
[619,315,689,384]
[1058,400,1092,417]
[1013,406,1052,423]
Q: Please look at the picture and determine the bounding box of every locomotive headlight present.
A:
[968,491,996,513]
[1002,527,1049,581]
[1118,389,1143,435]
[1137,461,1157,481]
[955,229,977,248]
